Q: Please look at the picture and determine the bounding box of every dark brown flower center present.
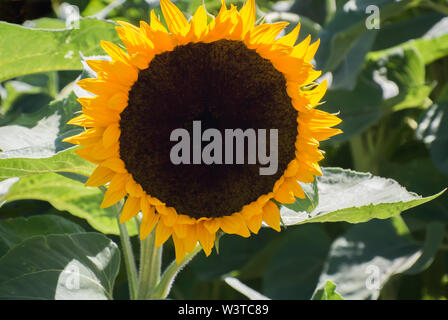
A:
[119,39,297,219]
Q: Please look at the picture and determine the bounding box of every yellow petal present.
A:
[276,23,300,46]
[160,0,189,36]
[101,157,127,173]
[304,39,320,63]
[172,233,187,264]
[173,223,188,238]
[188,4,208,40]
[248,22,288,45]
[292,34,311,58]
[155,219,173,247]
[239,0,256,36]
[196,223,215,256]
[157,206,178,227]
[101,189,126,208]
[140,197,159,239]
[183,225,198,253]
[219,213,250,237]
[274,183,295,204]
[203,219,220,233]
[247,213,262,234]
[85,166,114,187]
[108,92,128,112]
[284,159,299,177]
[150,9,168,33]
[120,196,141,223]
[125,178,144,197]
[262,200,281,232]
[63,127,104,145]
[100,40,131,64]
[103,123,120,148]
[101,175,127,208]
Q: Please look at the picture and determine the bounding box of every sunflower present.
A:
[64,0,342,263]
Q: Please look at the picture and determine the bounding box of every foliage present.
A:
[0,0,447,300]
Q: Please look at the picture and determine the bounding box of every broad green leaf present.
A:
[0,18,119,82]
[0,92,83,159]
[323,65,383,141]
[330,30,378,90]
[405,222,446,275]
[372,46,434,112]
[24,18,67,29]
[0,233,120,300]
[280,167,445,226]
[312,280,344,300]
[370,15,448,65]
[324,45,433,141]
[0,148,93,183]
[317,219,423,300]
[0,172,137,236]
[0,78,52,116]
[263,225,331,299]
[381,158,448,224]
[417,85,448,176]
[372,12,446,51]
[0,214,84,258]
[224,277,270,300]
[316,0,418,72]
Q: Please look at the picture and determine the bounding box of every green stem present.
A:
[421,0,448,16]
[114,203,139,300]
[350,134,371,172]
[325,0,337,25]
[137,229,163,300]
[150,244,202,299]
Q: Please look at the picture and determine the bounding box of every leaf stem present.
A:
[114,203,139,300]
[137,229,163,299]
[149,243,202,299]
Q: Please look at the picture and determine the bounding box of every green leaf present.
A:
[372,11,446,51]
[317,219,423,300]
[316,0,418,73]
[0,148,94,183]
[0,91,83,159]
[405,222,446,275]
[0,214,84,258]
[370,15,448,65]
[0,18,119,82]
[0,233,120,300]
[262,225,331,299]
[323,65,383,141]
[330,30,378,90]
[0,173,137,236]
[417,85,448,176]
[280,167,445,226]
[312,281,344,300]
[373,46,434,112]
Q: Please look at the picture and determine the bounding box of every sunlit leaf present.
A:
[0,18,119,82]
[0,233,120,300]
[280,168,445,226]
[0,173,137,236]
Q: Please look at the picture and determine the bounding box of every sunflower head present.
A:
[64,0,342,263]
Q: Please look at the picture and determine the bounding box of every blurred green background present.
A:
[0,0,447,300]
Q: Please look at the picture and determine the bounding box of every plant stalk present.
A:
[137,229,163,299]
[114,204,139,300]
